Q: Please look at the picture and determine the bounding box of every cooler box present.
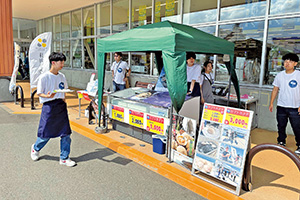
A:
[152,135,166,154]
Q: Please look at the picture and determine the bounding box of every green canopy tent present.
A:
[97,21,240,121]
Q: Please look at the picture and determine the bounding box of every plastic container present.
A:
[152,135,167,154]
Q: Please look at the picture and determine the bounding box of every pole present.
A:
[167,104,173,163]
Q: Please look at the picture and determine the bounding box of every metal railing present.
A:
[242,143,300,191]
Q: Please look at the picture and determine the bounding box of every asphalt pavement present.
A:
[0,104,205,200]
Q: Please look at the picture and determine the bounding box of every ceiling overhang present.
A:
[12,0,107,20]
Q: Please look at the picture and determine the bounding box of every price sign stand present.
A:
[192,103,253,195]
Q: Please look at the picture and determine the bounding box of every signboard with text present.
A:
[129,110,144,128]
[192,103,253,196]
[146,114,164,135]
[111,105,124,122]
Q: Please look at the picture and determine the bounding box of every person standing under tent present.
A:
[30,52,76,167]
[186,52,201,97]
[199,60,215,115]
[111,52,130,92]
[269,53,300,155]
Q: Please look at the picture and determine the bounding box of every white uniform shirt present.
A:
[273,70,300,108]
[186,64,201,83]
[111,60,129,84]
[37,71,68,104]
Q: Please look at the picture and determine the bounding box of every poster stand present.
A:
[191,103,253,195]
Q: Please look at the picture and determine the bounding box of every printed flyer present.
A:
[192,103,253,195]
[171,114,197,171]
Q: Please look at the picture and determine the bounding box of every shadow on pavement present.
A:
[39,148,132,166]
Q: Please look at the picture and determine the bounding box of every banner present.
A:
[29,32,52,89]
[155,1,161,23]
[9,42,21,93]
[139,5,147,26]
[165,0,175,17]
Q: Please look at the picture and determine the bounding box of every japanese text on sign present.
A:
[202,104,225,123]
[224,108,250,129]
[112,105,124,122]
[129,110,144,128]
[146,115,164,135]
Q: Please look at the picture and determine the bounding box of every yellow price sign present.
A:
[146,115,164,135]
[202,104,225,123]
[129,110,144,128]
[224,108,250,129]
[111,105,124,122]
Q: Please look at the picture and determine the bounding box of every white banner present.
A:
[9,42,21,93]
[29,32,52,89]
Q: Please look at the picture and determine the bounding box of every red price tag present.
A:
[146,115,164,135]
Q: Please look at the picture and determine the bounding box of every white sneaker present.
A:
[31,144,39,161]
[59,158,76,167]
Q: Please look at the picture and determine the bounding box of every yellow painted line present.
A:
[70,120,245,200]
[13,112,41,114]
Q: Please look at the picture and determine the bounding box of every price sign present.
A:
[129,110,144,128]
[146,115,164,135]
[112,105,124,122]
[202,104,225,123]
[224,108,250,129]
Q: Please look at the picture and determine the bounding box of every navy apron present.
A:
[38,99,72,138]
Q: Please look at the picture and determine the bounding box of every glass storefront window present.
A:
[62,13,70,39]
[53,16,60,40]
[72,9,82,38]
[132,0,152,28]
[62,40,70,66]
[97,2,111,36]
[197,26,216,35]
[220,0,266,21]
[71,39,82,68]
[183,0,217,25]
[265,18,300,85]
[45,17,52,32]
[83,6,95,36]
[113,0,129,33]
[218,21,264,84]
[270,0,300,15]
[38,20,43,35]
[156,0,181,23]
[131,52,151,74]
[83,38,95,69]
[13,18,36,40]
[53,41,61,52]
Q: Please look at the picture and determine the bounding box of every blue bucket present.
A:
[152,135,167,154]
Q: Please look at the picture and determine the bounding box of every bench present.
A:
[134,81,156,90]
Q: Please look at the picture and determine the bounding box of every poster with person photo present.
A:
[218,143,244,167]
[221,125,248,149]
[212,161,241,187]
[171,114,196,171]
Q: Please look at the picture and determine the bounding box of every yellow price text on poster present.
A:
[224,108,250,129]
[112,105,124,122]
[146,115,164,135]
[202,104,225,123]
[129,110,144,128]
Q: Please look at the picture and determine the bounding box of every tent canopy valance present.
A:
[97,20,239,115]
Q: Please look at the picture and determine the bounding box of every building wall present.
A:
[0,0,13,77]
